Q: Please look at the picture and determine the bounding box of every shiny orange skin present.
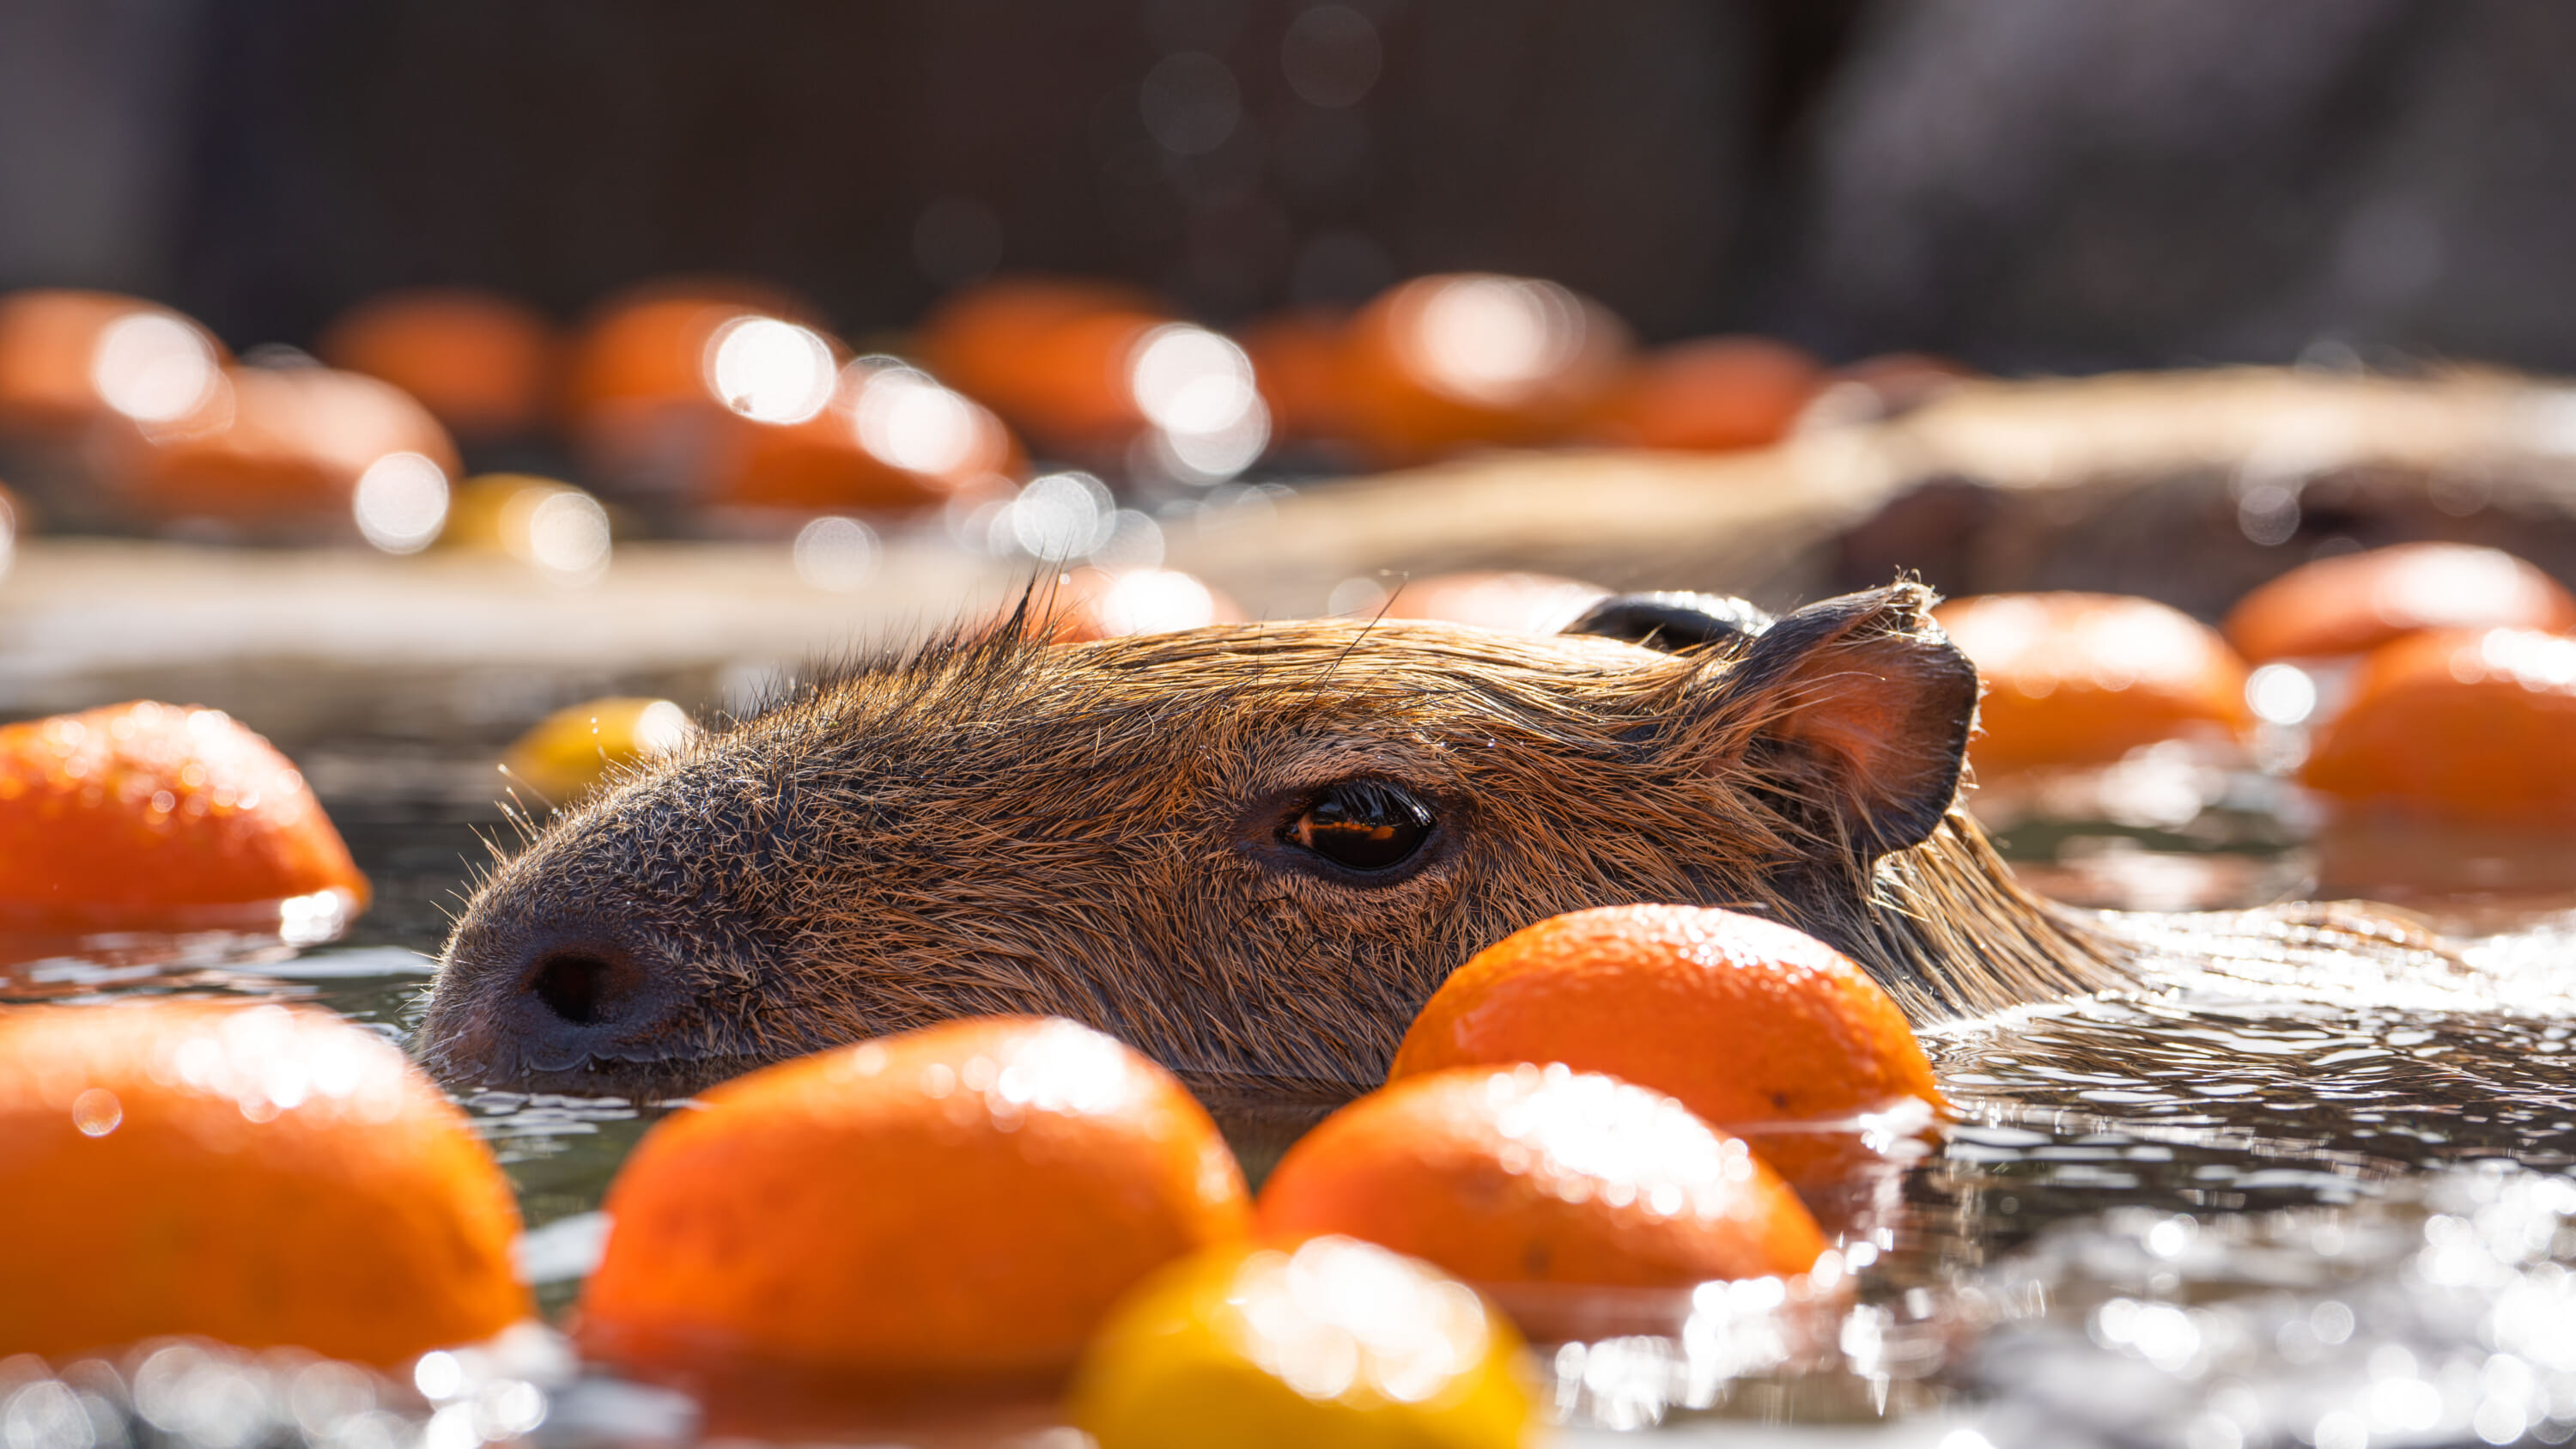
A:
[1334,273,1631,468]
[1381,571,1611,636]
[1390,906,1945,1185]
[2303,627,2576,828]
[1258,1066,1826,1289]
[1584,337,1822,453]
[1935,592,2252,773]
[0,289,229,438]
[915,277,1170,456]
[0,702,368,928]
[0,1000,528,1364]
[317,288,562,440]
[2222,543,2576,664]
[579,1015,1252,1393]
[708,367,1020,514]
[100,366,458,524]
[1237,307,1352,442]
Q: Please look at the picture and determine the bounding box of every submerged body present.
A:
[421,584,2459,1099]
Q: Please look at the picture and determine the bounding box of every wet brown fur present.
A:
[420,583,2383,1099]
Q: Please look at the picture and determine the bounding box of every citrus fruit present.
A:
[97,366,458,536]
[578,1015,1251,1394]
[1258,1064,1826,1289]
[914,277,1171,456]
[1934,592,2251,772]
[1389,905,1945,1185]
[1381,571,1611,636]
[1583,337,1821,453]
[0,701,368,930]
[438,474,614,580]
[1069,1235,1535,1449]
[1239,307,1353,443]
[2302,626,2576,828]
[0,1000,527,1364]
[708,361,1017,514]
[0,289,228,439]
[317,288,561,441]
[2222,542,2576,664]
[1335,273,1629,467]
[501,697,697,805]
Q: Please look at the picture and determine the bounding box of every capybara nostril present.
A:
[523,947,646,1026]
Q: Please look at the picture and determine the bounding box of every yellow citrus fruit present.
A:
[500,697,696,804]
[1069,1235,1537,1449]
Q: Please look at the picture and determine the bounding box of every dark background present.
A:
[6,0,2576,374]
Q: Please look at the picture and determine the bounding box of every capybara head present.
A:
[420,582,2117,1099]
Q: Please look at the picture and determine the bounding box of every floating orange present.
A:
[914,277,1170,457]
[1236,307,1352,444]
[0,701,368,930]
[1934,592,2251,773]
[579,1015,1251,1397]
[2222,543,2576,664]
[1335,273,1631,467]
[1584,337,1822,453]
[97,366,457,531]
[2302,626,2576,828]
[318,288,561,441]
[1258,1064,1826,1289]
[1390,905,1944,1187]
[0,1000,527,1364]
[0,289,228,439]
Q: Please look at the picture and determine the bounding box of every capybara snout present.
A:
[422,583,2120,1099]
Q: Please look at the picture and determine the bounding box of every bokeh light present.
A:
[705,316,835,425]
[92,312,223,425]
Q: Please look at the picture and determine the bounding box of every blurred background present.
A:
[11,0,2576,373]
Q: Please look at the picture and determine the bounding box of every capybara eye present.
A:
[1287,781,1434,874]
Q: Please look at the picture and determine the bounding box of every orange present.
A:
[0,289,229,439]
[1389,905,1944,1186]
[0,1000,527,1364]
[1334,273,1630,467]
[0,701,368,930]
[708,362,1018,514]
[559,282,832,485]
[2222,542,2576,664]
[2302,626,2576,828]
[317,288,562,440]
[97,366,458,529]
[1259,1064,1826,1291]
[578,1014,1252,1397]
[1381,571,1611,636]
[1039,567,1246,642]
[915,277,1171,457]
[1237,307,1352,443]
[1934,592,2251,773]
[1583,337,1822,453]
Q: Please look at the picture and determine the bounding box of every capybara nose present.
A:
[522,943,650,1028]
[428,912,701,1090]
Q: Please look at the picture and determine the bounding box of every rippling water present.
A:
[9,762,2576,1447]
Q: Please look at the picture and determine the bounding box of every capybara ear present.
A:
[1696,582,1978,861]
[1563,591,1774,653]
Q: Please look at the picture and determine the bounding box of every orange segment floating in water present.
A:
[578,1014,1251,1397]
[1258,1063,1826,1290]
[2302,626,2576,829]
[2222,542,2576,664]
[1935,592,2251,773]
[0,1001,528,1365]
[1391,905,1945,1189]
[0,701,368,929]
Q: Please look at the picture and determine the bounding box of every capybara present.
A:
[420,582,2450,1099]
